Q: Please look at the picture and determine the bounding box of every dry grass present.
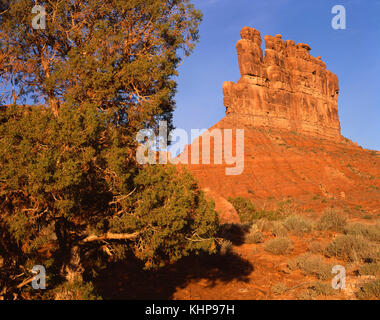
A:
[325,235,379,262]
[308,281,336,296]
[264,237,293,255]
[356,279,380,300]
[359,262,380,276]
[344,223,380,243]
[244,225,264,244]
[317,209,347,232]
[283,215,314,235]
[271,282,288,295]
[308,241,324,254]
[288,253,332,280]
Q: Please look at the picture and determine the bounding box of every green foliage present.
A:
[110,165,219,268]
[228,197,285,225]
[0,0,217,299]
[264,237,293,255]
[0,105,219,296]
[53,281,101,300]
[0,0,202,130]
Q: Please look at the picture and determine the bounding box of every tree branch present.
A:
[80,232,139,244]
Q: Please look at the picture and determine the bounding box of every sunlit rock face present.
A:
[223,27,341,140]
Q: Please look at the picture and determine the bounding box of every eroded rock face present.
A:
[223,27,341,140]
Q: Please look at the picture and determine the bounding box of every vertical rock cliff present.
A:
[223,27,341,140]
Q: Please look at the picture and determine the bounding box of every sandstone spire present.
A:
[223,27,341,140]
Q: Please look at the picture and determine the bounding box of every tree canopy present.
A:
[0,1,219,300]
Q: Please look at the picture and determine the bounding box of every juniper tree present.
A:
[0,1,219,300]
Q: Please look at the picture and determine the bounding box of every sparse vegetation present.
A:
[308,281,336,296]
[356,279,380,300]
[359,262,380,276]
[288,253,332,280]
[244,225,264,244]
[53,281,102,301]
[283,215,314,235]
[229,197,291,225]
[309,241,324,254]
[325,235,379,262]
[264,237,293,255]
[344,223,380,243]
[271,283,287,295]
[317,210,347,232]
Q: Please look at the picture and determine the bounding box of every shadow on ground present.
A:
[94,252,253,300]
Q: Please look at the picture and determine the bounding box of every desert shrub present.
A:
[271,221,288,237]
[264,237,293,255]
[271,283,287,295]
[308,281,336,296]
[54,281,101,300]
[244,225,264,244]
[356,279,380,300]
[229,197,286,225]
[256,219,274,233]
[317,210,347,232]
[297,290,316,300]
[283,215,313,235]
[308,241,324,254]
[325,235,379,262]
[359,262,380,276]
[228,197,257,225]
[288,253,332,280]
[344,223,380,243]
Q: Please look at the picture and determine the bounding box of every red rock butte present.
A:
[223,27,341,140]
[183,27,380,223]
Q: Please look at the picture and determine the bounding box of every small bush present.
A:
[54,281,101,300]
[264,237,293,255]
[359,262,380,276]
[229,197,287,225]
[317,210,347,232]
[271,221,288,237]
[288,253,332,280]
[309,241,324,254]
[356,279,380,300]
[283,215,313,235]
[344,223,380,243]
[325,235,379,262]
[271,283,287,295]
[256,219,274,233]
[309,281,336,296]
[244,225,264,244]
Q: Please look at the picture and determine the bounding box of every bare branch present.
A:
[81,232,139,244]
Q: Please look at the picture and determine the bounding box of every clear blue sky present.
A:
[173,0,380,151]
